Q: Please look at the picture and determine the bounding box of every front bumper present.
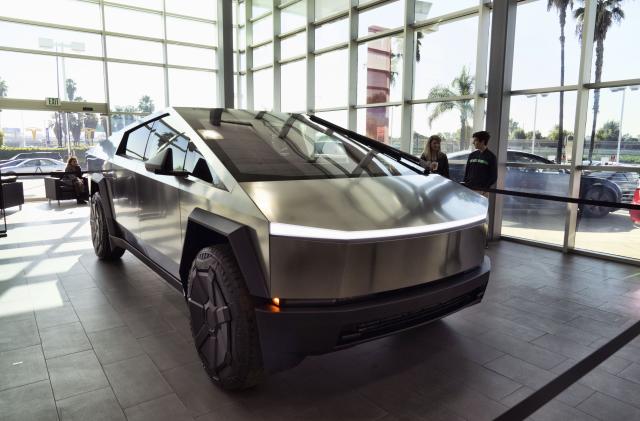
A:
[255,256,490,370]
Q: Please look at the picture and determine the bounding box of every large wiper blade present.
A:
[307,114,427,175]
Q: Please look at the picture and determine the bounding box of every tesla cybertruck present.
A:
[87,108,490,390]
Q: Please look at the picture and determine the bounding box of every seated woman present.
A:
[63,156,86,204]
[420,135,449,178]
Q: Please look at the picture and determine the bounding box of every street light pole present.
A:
[526,93,547,154]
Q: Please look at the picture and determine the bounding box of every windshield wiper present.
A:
[307,114,427,175]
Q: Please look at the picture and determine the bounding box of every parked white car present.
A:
[0,158,66,175]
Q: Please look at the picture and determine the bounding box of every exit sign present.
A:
[46,97,60,106]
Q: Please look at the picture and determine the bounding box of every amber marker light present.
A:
[272,297,280,306]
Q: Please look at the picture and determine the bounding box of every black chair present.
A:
[0,178,24,212]
[44,174,89,206]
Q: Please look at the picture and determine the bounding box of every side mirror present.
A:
[144,148,188,176]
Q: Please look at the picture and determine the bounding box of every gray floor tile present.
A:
[0,380,57,421]
[47,350,109,400]
[0,316,40,352]
[74,304,125,333]
[88,326,144,365]
[579,368,640,408]
[138,331,199,371]
[57,387,126,421]
[485,354,555,390]
[103,354,172,408]
[40,321,91,359]
[0,345,48,391]
[477,331,567,370]
[120,307,175,339]
[531,399,598,421]
[124,394,193,421]
[619,363,640,385]
[532,334,594,361]
[162,361,231,417]
[35,301,79,330]
[578,392,640,420]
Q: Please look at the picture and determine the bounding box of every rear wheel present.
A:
[582,186,615,218]
[186,245,264,390]
[90,192,125,260]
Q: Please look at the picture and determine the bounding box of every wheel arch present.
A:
[90,173,121,238]
[179,208,270,299]
[580,177,622,202]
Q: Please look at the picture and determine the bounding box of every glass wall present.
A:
[0,0,219,147]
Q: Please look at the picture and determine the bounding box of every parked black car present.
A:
[448,149,637,217]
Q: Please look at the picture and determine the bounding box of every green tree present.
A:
[65,78,77,101]
[526,130,543,140]
[513,128,527,139]
[426,66,474,144]
[548,0,574,164]
[112,106,137,132]
[0,77,7,97]
[137,95,155,113]
[596,119,620,142]
[509,118,522,138]
[575,0,625,162]
[548,124,573,143]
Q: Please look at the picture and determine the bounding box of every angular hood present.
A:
[240,174,487,239]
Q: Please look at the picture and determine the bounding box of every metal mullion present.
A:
[356,0,395,13]
[278,0,302,9]
[354,102,403,109]
[585,78,640,90]
[313,43,349,56]
[510,86,578,96]
[102,1,163,16]
[412,6,480,29]
[162,0,170,108]
[577,165,640,172]
[564,0,596,252]
[410,95,475,104]
[250,39,273,49]
[0,15,103,34]
[250,10,272,23]
[0,46,103,62]
[306,0,315,113]
[0,98,108,113]
[312,106,349,113]
[251,63,273,72]
[506,163,572,170]
[167,64,217,73]
[163,13,216,25]
[279,55,306,65]
[100,0,112,134]
[313,10,349,26]
[473,1,491,134]
[279,26,306,39]
[401,0,415,153]
[485,0,518,241]
[246,0,254,109]
[356,27,404,44]
[273,0,281,112]
[165,40,217,50]
[219,0,233,107]
[347,0,358,130]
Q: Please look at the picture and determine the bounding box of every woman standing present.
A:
[420,135,449,178]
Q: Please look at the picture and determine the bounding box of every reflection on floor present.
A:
[1,201,640,420]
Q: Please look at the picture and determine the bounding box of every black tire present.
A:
[186,245,264,390]
[90,192,125,260]
[582,186,615,218]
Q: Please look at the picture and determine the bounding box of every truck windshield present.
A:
[179,108,415,182]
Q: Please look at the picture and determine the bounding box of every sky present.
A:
[1,0,639,144]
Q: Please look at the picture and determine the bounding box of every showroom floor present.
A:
[1,201,640,421]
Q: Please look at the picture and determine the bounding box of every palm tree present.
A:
[548,0,573,164]
[426,66,474,146]
[138,95,155,113]
[65,78,77,101]
[575,0,625,162]
[0,77,7,97]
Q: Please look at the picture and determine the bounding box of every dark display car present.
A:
[87,108,490,390]
[449,149,636,217]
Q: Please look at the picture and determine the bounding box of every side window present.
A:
[123,122,154,160]
[184,143,223,186]
[146,119,189,171]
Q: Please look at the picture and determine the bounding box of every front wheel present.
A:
[582,186,615,218]
[186,245,264,390]
[90,192,125,260]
